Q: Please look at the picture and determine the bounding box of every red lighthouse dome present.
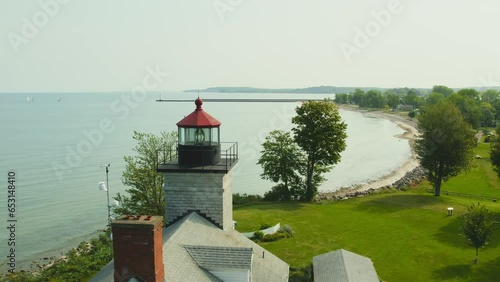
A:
[176,98,221,166]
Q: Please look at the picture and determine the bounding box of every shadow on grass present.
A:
[355,194,446,214]
[433,216,470,250]
[434,212,500,250]
[473,256,500,282]
[434,213,500,249]
[431,264,472,281]
[432,256,500,282]
[234,201,307,211]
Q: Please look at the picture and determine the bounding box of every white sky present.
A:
[1,0,500,92]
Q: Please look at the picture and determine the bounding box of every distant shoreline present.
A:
[156,98,327,103]
[323,104,420,196]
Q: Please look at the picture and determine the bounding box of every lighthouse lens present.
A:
[195,128,205,144]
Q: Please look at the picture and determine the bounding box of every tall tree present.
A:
[257,130,304,201]
[481,89,500,103]
[384,90,401,109]
[113,130,177,216]
[415,101,476,196]
[480,102,496,127]
[460,203,496,264]
[490,123,500,176]
[448,93,482,129]
[350,88,365,105]
[426,92,445,106]
[432,85,454,97]
[292,100,347,201]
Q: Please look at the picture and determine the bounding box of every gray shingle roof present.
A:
[185,245,253,270]
[313,249,379,282]
[90,212,288,282]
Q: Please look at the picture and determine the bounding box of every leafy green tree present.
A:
[114,130,177,216]
[384,90,400,109]
[415,101,476,196]
[366,90,386,108]
[426,92,445,105]
[481,89,500,103]
[257,130,304,201]
[334,93,349,104]
[491,100,500,120]
[458,88,481,101]
[292,100,347,201]
[350,88,365,105]
[460,203,496,264]
[432,85,454,97]
[448,93,482,129]
[480,102,496,127]
[490,124,500,176]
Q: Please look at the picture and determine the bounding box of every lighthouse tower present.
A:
[157,98,238,231]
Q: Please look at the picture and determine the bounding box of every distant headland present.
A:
[185,86,500,94]
[185,86,386,94]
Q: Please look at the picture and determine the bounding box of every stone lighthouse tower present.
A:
[157,98,238,231]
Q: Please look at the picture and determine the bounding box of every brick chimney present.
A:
[111,215,164,282]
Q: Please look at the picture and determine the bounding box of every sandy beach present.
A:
[332,105,420,195]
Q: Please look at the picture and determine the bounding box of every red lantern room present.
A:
[176,98,221,166]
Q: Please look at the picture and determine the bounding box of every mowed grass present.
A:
[234,142,500,281]
[440,142,500,198]
[234,191,500,281]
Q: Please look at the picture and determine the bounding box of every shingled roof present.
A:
[90,212,289,282]
[185,245,253,270]
[313,249,379,282]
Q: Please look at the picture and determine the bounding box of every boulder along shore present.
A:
[318,105,427,201]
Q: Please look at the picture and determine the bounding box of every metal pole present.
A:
[105,164,111,226]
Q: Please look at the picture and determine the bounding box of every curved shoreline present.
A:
[321,105,421,198]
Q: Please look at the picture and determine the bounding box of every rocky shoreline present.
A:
[318,105,426,201]
[318,165,427,201]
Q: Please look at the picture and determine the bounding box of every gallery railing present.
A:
[157,142,238,171]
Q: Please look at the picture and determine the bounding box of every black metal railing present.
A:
[425,189,498,202]
[157,142,238,170]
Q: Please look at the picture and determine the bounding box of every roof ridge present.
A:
[339,249,351,282]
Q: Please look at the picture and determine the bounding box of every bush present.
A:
[261,232,288,242]
[260,223,272,230]
[289,264,313,282]
[279,225,295,237]
[253,231,264,240]
[233,193,263,206]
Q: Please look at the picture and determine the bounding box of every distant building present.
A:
[90,98,289,282]
[396,104,414,111]
[313,249,379,282]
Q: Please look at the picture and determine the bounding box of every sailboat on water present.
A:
[57,96,61,102]
[26,96,33,102]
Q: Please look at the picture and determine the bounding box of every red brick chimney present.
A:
[111,215,164,282]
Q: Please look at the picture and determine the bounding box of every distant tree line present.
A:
[335,85,500,128]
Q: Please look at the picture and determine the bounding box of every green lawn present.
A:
[234,141,500,281]
[234,191,500,281]
[440,142,500,198]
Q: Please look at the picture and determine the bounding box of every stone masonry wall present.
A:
[163,171,233,230]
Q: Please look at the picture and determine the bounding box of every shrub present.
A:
[253,231,264,240]
[408,110,417,118]
[260,223,272,230]
[261,232,287,242]
[289,264,313,282]
[233,193,263,206]
[279,225,295,237]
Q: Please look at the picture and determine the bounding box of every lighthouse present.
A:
[157,98,238,231]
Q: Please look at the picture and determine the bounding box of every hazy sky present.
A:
[1,0,500,92]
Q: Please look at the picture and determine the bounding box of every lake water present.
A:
[0,92,411,271]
